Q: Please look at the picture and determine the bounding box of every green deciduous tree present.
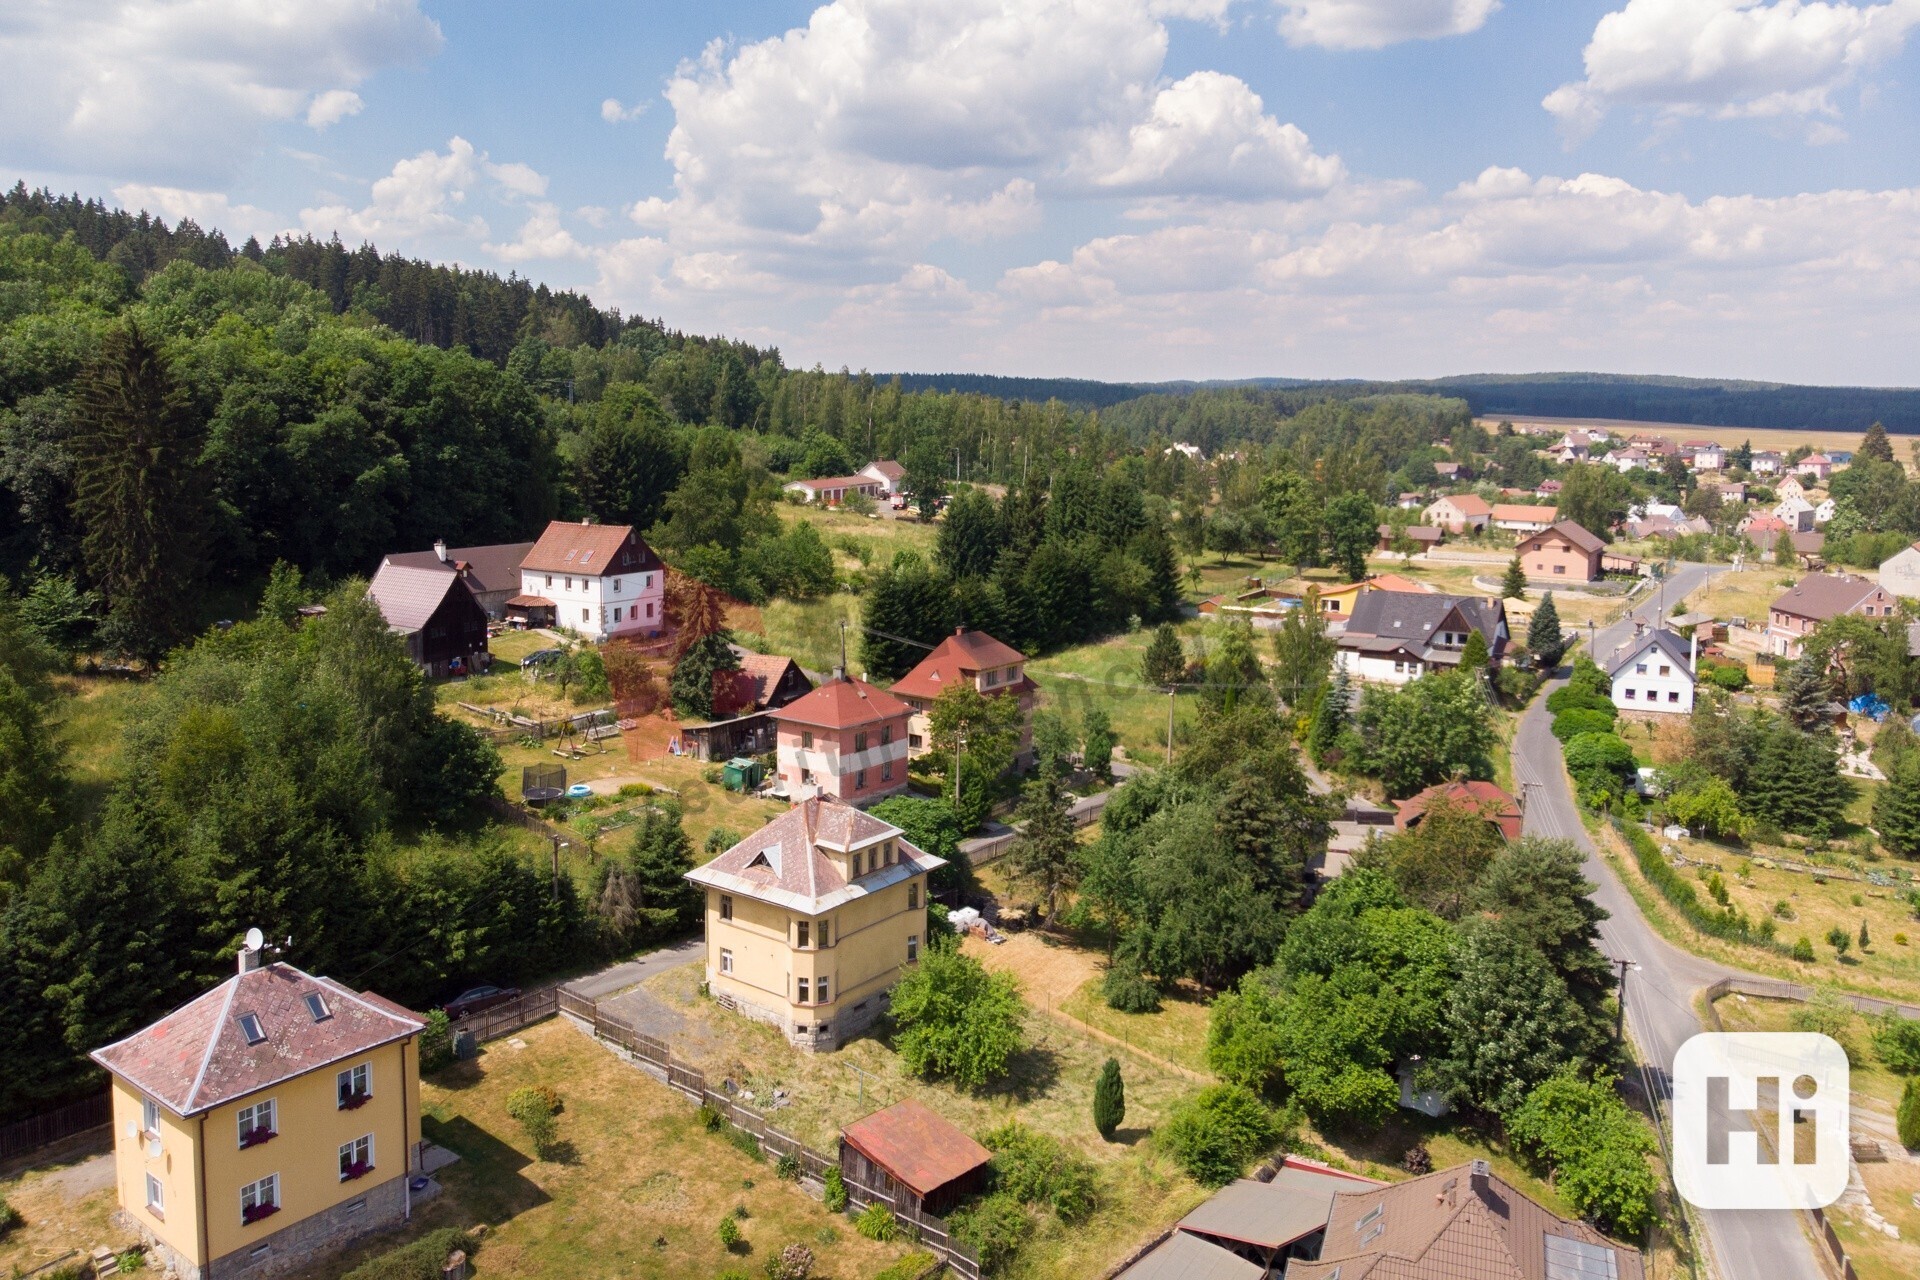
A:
[577,385,684,530]
[1439,920,1596,1115]
[1507,1068,1659,1237]
[1081,707,1116,783]
[1900,1077,1920,1150]
[1199,622,1268,719]
[1271,599,1334,717]
[1159,1084,1281,1187]
[1323,492,1377,582]
[928,681,1024,832]
[888,949,1025,1089]
[1355,671,1496,797]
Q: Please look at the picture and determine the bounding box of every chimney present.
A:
[1470,1158,1491,1195]
[238,935,263,974]
[434,538,449,564]
[831,666,845,682]
[1690,629,1698,670]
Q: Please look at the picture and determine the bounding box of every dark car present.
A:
[520,648,563,669]
[442,984,522,1020]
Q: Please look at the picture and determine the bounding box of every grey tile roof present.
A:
[1116,1231,1263,1280]
[1605,629,1694,680]
[382,541,534,596]
[1338,591,1506,663]
[366,563,472,634]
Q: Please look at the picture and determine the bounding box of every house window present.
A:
[145,1174,164,1217]
[907,935,919,962]
[819,921,830,947]
[853,851,864,876]
[797,978,810,1004]
[240,1174,279,1226]
[1634,663,1648,674]
[817,977,830,1004]
[882,761,892,782]
[565,577,573,591]
[880,725,892,745]
[545,575,552,587]
[237,1100,276,1148]
[141,1096,160,1137]
[336,1063,370,1109]
[797,921,810,949]
[613,607,622,622]
[582,608,590,623]
[646,601,655,618]
[908,882,919,910]
[720,894,732,920]
[304,993,330,1022]
[1625,688,1637,699]
[719,948,733,974]
[1659,665,1671,676]
[613,578,622,593]
[983,668,998,687]
[854,731,868,752]
[1669,691,1681,703]
[801,731,813,749]
[1553,565,1565,575]
[339,1134,374,1181]
[237,1013,267,1045]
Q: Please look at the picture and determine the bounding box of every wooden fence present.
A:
[449,987,561,1045]
[560,986,981,1278]
[0,1092,112,1162]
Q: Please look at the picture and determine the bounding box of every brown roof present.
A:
[1380,524,1444,542]
[1770,572,1884,621]
[841,1099,992,1198]
[1520,520,1605,555]
[890,628,1031,701]
[787,474,884,491]
[1289,1163,1644,1280]
[685,795,943,912]
[737,651,806,708]
[506,593,555,607]
[775,674,910,730]
[366,563,478,633]
[863,459,906,480]
[1394,781,1523,841]
[90,962,424,1118]
[520,520,663,576]
[1490,504,1557,524]
[382,541,534,596]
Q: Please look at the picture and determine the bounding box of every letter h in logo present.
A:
[1674,1032,1849,1210]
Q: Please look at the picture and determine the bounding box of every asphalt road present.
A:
[1512,563,1833,1280]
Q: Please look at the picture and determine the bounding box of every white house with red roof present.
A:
[686,796,943,1050]
[507,519,665,641]
[858,459,906,495]
[772,673,913,803]
[889,626,1037,764]
[782,474,887,506]
[89,941,425,1280]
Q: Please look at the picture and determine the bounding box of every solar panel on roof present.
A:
[1544,1234,1619,1280]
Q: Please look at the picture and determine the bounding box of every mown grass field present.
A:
[1475,417,1920,465]
[301,1017,917,1280]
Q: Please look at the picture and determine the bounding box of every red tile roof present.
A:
[841,1099,992,1198]
[775,674,910,729]
[890,628,1030,701]
[685,795,942,912]
[520,520,663,576]
[90,963,423,1117]
[1395,781,1524,841]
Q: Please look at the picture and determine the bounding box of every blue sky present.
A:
[4,1,1919,384]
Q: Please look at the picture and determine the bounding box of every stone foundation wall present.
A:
[123,1174,413,1280]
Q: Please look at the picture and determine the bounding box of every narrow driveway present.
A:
[1513,563,1831,1280]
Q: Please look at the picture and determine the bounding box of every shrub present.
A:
[0,1197,20,1239]
[1774,900,1794,919]
[1898,933,1910,945]
[776,1152,802,1181]
[116,1248,145,1274]
[947,1192,1033,1274]
[872,1253,939,1280]
[1901,1077,1920,1150]
[1826,925,1852,957]
[888,949,1026,1088]
[718,1214,742,1250]
[1159,1084,1281,1187]
[1709,665,1749,691]
[1550,707,1616,742]
[982,1122,1098,1222]
[418,1009,453,1073]
[1093,1057,1126,1140]
[1873,1013,1920,1074]
[1402,1145,1432,1174]
[823,1165,848,1212]
[728,1127,763,1161]
[1101,966,1161,1013]
[699,1103,726,1132]
[505,1085,561,1159]
[1508,1070,1658,1238]
[855,1202,899,1242]
[1793,936,1817,963]
[1617,819,1782,951]
[765,1243,815,1280]
[341,1229,477,1280]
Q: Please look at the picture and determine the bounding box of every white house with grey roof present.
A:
[1607,629,1696,715]
[1333,590,1508,685]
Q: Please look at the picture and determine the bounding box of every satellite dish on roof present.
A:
[245,927,265,952]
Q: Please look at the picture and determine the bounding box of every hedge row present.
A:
[1615,820,1787,954]
[341,1229,477,1280]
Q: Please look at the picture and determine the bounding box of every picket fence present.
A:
[555,987,981,1279]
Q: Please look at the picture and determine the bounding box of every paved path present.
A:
[564,936,705,1001]
[1514,563,1830,1280]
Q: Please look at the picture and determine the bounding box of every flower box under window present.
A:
[341,1160,374,1182]
[339,1090,371,1111]
[239,1126,276,1149]
[241,1202,279,1226]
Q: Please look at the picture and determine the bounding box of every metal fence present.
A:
[0,1092,112,1162]
[560,986,982,1278]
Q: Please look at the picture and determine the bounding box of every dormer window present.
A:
[304,993,331,1022]
[237,1013,267,1045]
[747,848,777,872]
[853,850,864,877]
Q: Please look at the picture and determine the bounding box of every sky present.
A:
[3,0,1919,385]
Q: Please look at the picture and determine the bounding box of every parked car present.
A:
[442,984,522,1020]
[520,648,562,669]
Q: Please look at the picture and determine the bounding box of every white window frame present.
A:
[336,1062,371,1108]
[237,1099,276,1147]
[338,1133,375,1181]
[141,1096,160,1137]
[818,977,830,1004]
[719,893,732,921]
[797,977,810,1004]
[908,882,919,910]
[719,948,733,974]
[240,1173,279,1224]
[907,935,920,962]
[146,1174,164,1216]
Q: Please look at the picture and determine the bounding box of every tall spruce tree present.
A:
[1093,1057,1126,1139]
[70,323,210,663]
[1142,623,1186,688]
[1528,592,1567,669]
[1780,656,1835,731]
[1874,751,1920,858]
[669,630,741,720]
[1861,422,1895,463]
[1502,555,1527,599]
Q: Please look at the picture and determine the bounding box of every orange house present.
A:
[889,627,1036,764]
[773,674,912,804]
[1515,520,1605,583]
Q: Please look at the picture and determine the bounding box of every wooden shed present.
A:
[839,1099,992,1216]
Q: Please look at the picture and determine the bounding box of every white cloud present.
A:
[0,0,441,182]
[601,97,649,123]
[306,89,364,129]
[111,183,282,241]
[298,136,550,243]
[1545,0,1920,141]
[1085,71,1345,197]
[487,205,590,262]
[1273,0,1500,50]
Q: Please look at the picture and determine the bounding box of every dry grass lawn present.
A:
[308,1017,913,1280]
[0,1140,120,1276]
[1476,418,1920,466]
[1692,567,1796,629]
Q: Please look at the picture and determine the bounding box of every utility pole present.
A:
[551,836,562,901]
[954,732,968,815]
[1165,687,1176,764]
[1615,956,1633,1042]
